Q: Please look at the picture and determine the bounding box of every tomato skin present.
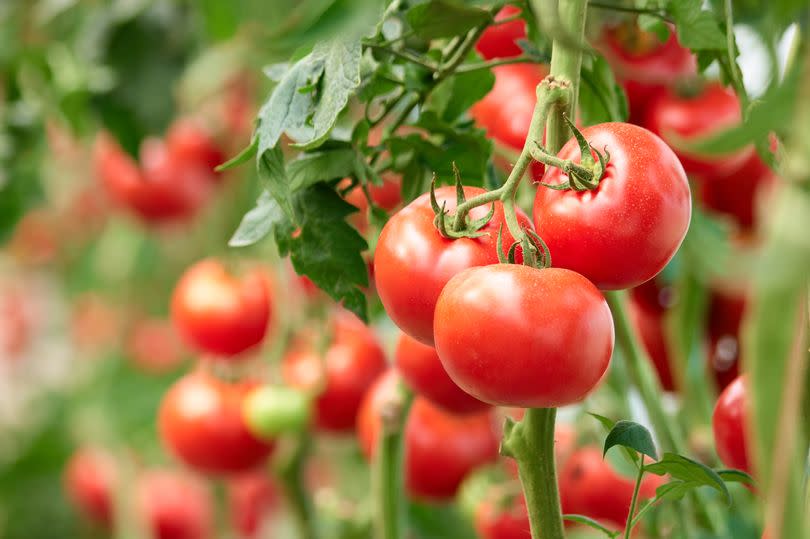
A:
[599,24,696,124]
[136,470,213,539]
[282,311,387,432]
[475,497,531,539]
[159,370,275,475]
[394,332,490,415]
[64,447,117,526]
[171,259,271,358]
[712,375,751,473]
[375,186,531,345]
[166,118,225,177]
[228,473,279,538]
[643,83,753,182]
[434,265,614,408]
[559,448,663,530]
[357,370,499,500]
[628,284,677,391]
[707,292,746,391]
[533,122,691,290]
[476,6,526,60]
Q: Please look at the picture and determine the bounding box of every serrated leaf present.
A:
[604,420,658,461]
[229,191,284,247]
[284,184,369,321]
[562,514,618,537]
[669,0,726,50]
[716,469,756,486]
[645,453,731,504]
[406,0,491,40]
[257,147,295,221]
[287,148,357,192]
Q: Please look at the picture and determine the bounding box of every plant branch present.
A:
[720,0,750,112]
[624,460,646,539]
[455,55,537,74]
[588,1,673,23]
[367,43,439,72]
[276,435,317,539]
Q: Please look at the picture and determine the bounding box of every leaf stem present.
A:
[721,0,749,112]
[588,1,673,23]
[455,55,538,74]
[276,435,317,539]
[367,43,439,72]
[624,460,646,539]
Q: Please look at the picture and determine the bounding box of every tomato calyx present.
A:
[532,115,610,191]
[429,166,496,240]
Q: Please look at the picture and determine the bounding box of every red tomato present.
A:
[712,375,751,473]
[628,286,677,391]
[560,447,663,530]
[357,370,499,500]
[374,185,531,345]
[166,118,225,177]
[643,83,754,182]
[64,447,117,526]
[533,122,691,290]
[0,285,32,361]
[394,332,490,415]
[698,150,775,232]
[707,292,746,391]
[126,318,187,374]
[171,259,271,358]
[159,370,275,475]
[475,496,531,539]
[228,474,279,538]
[475,6,527,60]
[282,310,387,432]
[136,470,213,539]
[600,23,696,124]
[343,174,402,233]
[433,265,614,407]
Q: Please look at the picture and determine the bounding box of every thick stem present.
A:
[624,461,646,539]
[503,408,565,539]
[277,436,317,539]
[542,0,588,153]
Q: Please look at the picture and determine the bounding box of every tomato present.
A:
[0,284,32,361]
[171,259,272,358]
[159,370,275,475]
[126,318,187,374]
[343,174,402,233]
[375,185,531,345]
[628,283,677,391]
[559,447,663,530]
[282,310,387,432]
[136,470,213,539]
[70,293,122,354]
[475,496,531,539]
[228,474,279,538]
[94,133,212,223]
[712,375,751,473]
[394,332,490,415]
[707,292,746,391]
[433,265,614,407]
[533,122,691,290]
[476,6,527,60]
[8,209,60,265]
[166,118,225,176]
[643,83,754,182]
[357,370,499,500]
[64,447,117,526]
[698,150,775,232]
[600,23,696,124]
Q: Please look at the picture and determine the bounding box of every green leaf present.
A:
[716,469,756,486]
[434,63,495,122]
[229,191,284,248]
[216,137,258,172]
[562,514,619,537]
[579,54,628,125]
[654,480,702,502]
[588,412,616,431]
[668,0,726,50]
[406,0,491,40]
[257,147,295,221]
[287,148,358,192]
[603,420,658,461]
[282,184,369,321]
[645,453,731,504]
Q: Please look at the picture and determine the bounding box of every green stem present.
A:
[588,1,673,23]
[367,43,438,71]
[277,436,317,539]
[455,55,538,74]
[721,0,750,112]
[542,0,588,153]
[503,408,565,539]
[624,461,646,539]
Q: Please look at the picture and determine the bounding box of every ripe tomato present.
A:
[159,370,275,475]
[533,122,691,290]
[395,332,490,415]
[698,150,774,232]
[64,447,117,526]
[136,470,213,539]
[282,310,387,432]
[559,447,663,530]
[343,174,402,233]
[628,282,677,391]
[228,474,279,538]
[475,6,527,60]
[643,83,753,182]
[475,496,531,539]
[166,118,225,176]
[357,370,499,500]
[375,185,531,345]
[171,259,272,358]
[712,375,751,473]
[433,265,614,407]
[599,23,696,124]
[707,291,746,391]
[126,318,187,374]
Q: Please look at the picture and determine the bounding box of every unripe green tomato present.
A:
[243,385,311,439]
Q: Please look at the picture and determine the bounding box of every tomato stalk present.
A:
[276,435,318,539]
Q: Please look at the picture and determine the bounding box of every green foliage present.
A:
[603,420,658,461]
[406,0,492,40]
[645,453,731,503]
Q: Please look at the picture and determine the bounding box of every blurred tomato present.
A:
[64,447,117,527]
[712,375,751,474]
[8,209,60,265]
[126,318,187,374]
[70,294,122,353]
[166,118,225,177]
[342,175,402,233]
[628,280,678,391]
[228,473,279,538]
[475,495,531,539]
[707,291,746,391]
[476,6,526,60]
[136,470,214,539]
